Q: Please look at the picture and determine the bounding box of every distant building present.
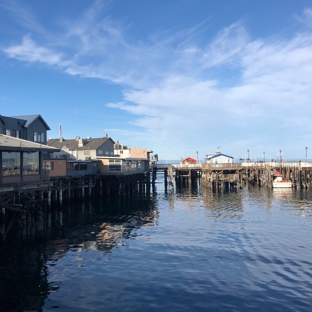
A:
[181,157,197,164]
[0,114,50,144]
[114,141,153,161]
[205,147,234,164]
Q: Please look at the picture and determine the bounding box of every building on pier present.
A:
[0,134,59,187]
[205,147,234,164]
[181,157,197,164]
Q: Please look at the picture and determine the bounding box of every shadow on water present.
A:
[0,194,158,312]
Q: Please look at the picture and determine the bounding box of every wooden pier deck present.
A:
[171,161,312,190]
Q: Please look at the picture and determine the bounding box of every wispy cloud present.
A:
[0,0,47,34]
[296,8,312,29]
[2,35,64,65]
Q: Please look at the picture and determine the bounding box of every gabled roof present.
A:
[0,135,60,152]
[0,115,27,127]
[207,153,234,159]
[11,114,50,130]
[0,115,6,124]
[48,137,114,151]
[48,139,79,150]
[79,138,113,150]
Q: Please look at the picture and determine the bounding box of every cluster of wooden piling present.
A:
[0,172,151,241]
[200,164,312,190]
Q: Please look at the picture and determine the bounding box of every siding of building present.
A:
[44,159,67,177]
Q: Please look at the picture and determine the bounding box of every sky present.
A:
[1,0,312,162]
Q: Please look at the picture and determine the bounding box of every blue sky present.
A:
[1,0,312,161]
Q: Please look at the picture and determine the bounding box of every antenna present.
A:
[104,129,107,138]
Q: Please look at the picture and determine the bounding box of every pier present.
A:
[172,161,312,190]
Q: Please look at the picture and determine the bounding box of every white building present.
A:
[205,147,234,164]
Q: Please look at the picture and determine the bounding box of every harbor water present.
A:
[1,176,312,311]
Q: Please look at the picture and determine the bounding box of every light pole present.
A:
[196,151,199,164]
[263,152,265,163]
[305,147,308,159]
[247,149,249,162]
[279,150,282,163]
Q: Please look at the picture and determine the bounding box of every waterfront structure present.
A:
[48,136,115,160]
[173,161,312,190]
[0,114,50,144]
[0,134,59,186]
[205,147,234,164]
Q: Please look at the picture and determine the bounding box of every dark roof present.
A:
[48,137,114,150]
[0,115,6,124]
[48,138,78,150]
[0,115,27,127]
[0,135,60,152]
[11,114,50,130]
[207,153,234,160]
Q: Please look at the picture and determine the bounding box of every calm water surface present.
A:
[1,179,312,311]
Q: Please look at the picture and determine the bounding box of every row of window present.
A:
[4,129,21,138]
[33,132,45,143]
[109,159,122,171]
[3,129,45,143]
[2,151,39,176]
[97,150,114,155]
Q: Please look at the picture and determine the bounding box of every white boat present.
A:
[272,174,292,188]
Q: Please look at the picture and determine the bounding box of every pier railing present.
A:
[173,164,202,169]
[172,161,312,170]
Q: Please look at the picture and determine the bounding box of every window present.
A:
[32,132,44,142]
[16,130,20,138]
[6,129,11,136]
[105,151,109,155]
[23,152,39,175]
[109,159,122,171]
[67,162,88,171]
[2,152,20,176]
[98,150,103,155]
[44,161,54,170]
[80,163,87,170]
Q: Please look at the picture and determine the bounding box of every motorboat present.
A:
[272,172,292,188]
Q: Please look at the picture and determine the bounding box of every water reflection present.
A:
[0,195,158,311]
[1,183,312,312]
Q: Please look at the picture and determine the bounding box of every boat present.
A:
[272,172,292,188]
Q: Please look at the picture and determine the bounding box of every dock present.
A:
[153,161,312,190]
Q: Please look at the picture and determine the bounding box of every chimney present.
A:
[78,138,84,147]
